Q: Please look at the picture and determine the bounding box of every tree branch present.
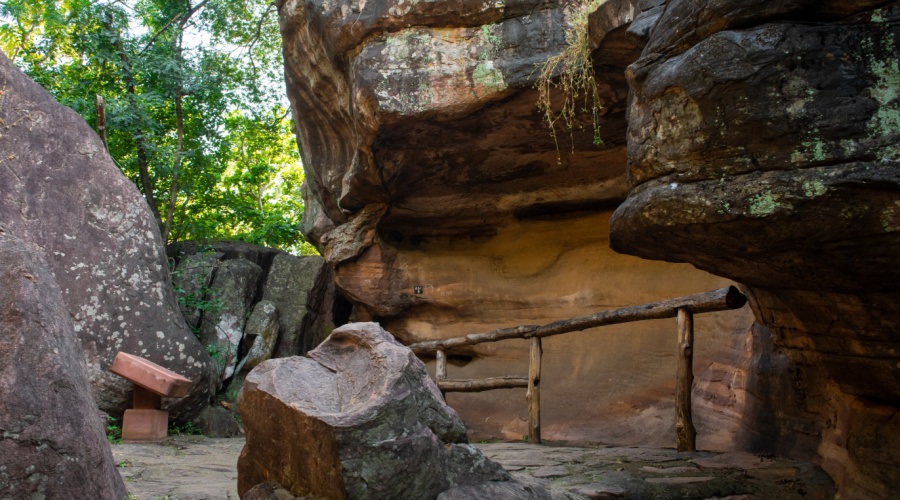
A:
[137,12,182,56]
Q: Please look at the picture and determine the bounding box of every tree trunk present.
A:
[162,89,183,243]
[107,16,163,231]
[95,94,107,150]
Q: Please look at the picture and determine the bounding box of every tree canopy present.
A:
[0,0,316,254]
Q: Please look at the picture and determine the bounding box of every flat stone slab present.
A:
[532,465,570,478]
[113,437,243,500]
[691,451,776,470]
[645,476,715,484]
[110,352,192,398]
[113,439,835,500]
[569,483,626,499]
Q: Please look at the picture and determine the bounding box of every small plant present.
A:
[168,420,203,436]
[536,0,607,162]
[106,415,123,444]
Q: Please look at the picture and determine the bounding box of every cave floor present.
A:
[113,437,835,499]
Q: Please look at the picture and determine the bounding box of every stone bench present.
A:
[110,352,192,442]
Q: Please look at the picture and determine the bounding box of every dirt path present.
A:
[113,437,834,499]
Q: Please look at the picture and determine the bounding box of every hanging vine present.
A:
[536,0,606,162]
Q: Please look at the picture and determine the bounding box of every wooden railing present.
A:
[409,286,748,451]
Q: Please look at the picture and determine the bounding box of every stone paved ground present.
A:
[113,437,835,499]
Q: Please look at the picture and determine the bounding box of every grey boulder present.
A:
[0,51,214,420]
[237,322,516,499]
[0,230,127,499]
[199,258,263,381]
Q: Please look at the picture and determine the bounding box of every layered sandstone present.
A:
[279,0,752,451]
[282,0,900,497]
[609,1,900,498]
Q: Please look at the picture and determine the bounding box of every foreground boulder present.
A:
[0,230,126,499]
[238,322,536,499]
[0,51,214,420]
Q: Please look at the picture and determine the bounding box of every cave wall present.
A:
[609,1,900,498]
[280,0,900,497]
[384,210,754,444]
[278,0,755,449]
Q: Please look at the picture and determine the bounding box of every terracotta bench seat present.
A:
[110,352,192,442]
[110,352,192,397]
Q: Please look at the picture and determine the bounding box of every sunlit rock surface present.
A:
[0,51,215,420]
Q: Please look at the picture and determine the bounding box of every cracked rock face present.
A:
[0,231,126,499]
[0,52,214,420]
[609,1,900,498]
[237,322,518,499]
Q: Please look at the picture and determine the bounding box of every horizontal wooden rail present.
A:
[419,287,748,447]
[437,376,528,392]
[410,286,746,354]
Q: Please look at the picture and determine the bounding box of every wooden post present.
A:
[675,308,696,452]
[436,350,447,399]
[527,337,542,444]
[95,94,108,150]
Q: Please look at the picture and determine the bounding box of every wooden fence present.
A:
[408,286,748,451]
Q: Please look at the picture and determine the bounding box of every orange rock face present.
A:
[279,0,752,450]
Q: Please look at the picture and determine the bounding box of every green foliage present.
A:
[0,0,317,254]
[536,0,606,162]
[168,420,202,436]
[106,415,123,444]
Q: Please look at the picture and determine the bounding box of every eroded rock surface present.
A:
[237,322,531,499]
[608,1,900,498]
[0,230,126,499]
[281,0,900,497]
[280,0,754,450]
[0,51,214,420]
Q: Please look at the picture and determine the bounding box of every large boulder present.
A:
[0,229,127,499]
[608,1,900,498]
[0,51,214,419]
[237,322,533,499]
[172,250,221,330]
[226,299,281,399]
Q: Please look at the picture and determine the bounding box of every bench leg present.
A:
[122,409,168,442]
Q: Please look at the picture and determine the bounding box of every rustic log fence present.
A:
[409,286,747,452]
